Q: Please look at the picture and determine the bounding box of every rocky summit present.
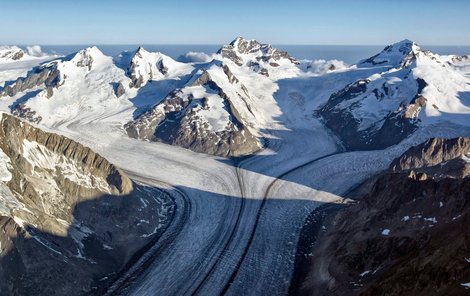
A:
[218,37,299,76]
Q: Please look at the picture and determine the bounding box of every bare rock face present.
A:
[0,63,61,98]
[0,113,132,196]
[126,46,179,88]
[74,49,94,70]
[390,137,470,173]
[218,37,299,75]
[292,137,470,296]
[0,46,25,61]
[0,113,174,296]
[125,61,261,157]
[114,81,126,97]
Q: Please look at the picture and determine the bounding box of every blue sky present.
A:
[1,0,470,45]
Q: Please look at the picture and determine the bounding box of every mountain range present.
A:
[1,38,469,156]
[0,38,469,295]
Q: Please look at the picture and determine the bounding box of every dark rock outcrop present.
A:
[0,64,61,98]
[127,47,173,88]
[114,81,126,97]
[292,137,470,296]
[390,137,470,172]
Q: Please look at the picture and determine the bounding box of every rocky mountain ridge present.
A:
[0,38,469,157]
[0,113,174,295]
[125,59,261,157]
[318,40,470,150]
[292,137,470,295]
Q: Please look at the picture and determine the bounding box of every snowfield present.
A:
[1,39,470,295]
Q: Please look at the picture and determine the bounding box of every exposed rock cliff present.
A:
[0,113,174,296]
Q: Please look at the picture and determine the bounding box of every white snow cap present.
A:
[70,46,106,65]
[127,45,194,87]
[0,46,26,61]
[360,39,421,67]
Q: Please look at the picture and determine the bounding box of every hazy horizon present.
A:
[11,43,470,65]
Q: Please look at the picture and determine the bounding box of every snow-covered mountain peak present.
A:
[131,46,163,60]
[229,37,264,55]
[135,45,147,55]
[393,39,418,50]
[0,45,51,63]
[69,46,107,70]
[124,54,262,157]
[359,39,429,69]
[0,46,26,62]
[218,37,299,78]
[130,45,166,63]
[0,45,132,125]
[127,46,193,88]
[320,39,470,151]
[389,39,422,57]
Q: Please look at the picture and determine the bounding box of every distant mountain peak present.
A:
[229,37,265,54]
[75,46,104,57]
[127,46,193,88]
[360,39,425,68]
[134,45,151,57]
[70,46,106,70]
[0,46,25,61]
[218,37,298,76]
[386,39,421,55]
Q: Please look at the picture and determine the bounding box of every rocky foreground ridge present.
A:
[0,113,174,295]
[292,137,470,296]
